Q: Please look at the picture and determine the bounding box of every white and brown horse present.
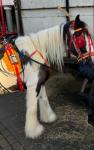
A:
[0,15,94,139]
[15,24,64,139]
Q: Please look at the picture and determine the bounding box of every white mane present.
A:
[15,24,65,70]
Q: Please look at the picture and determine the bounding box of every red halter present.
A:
[68,21,94,62]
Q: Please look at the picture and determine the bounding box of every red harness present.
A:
[29,49,49,65]
[2,43,48,92]
[77,33,94,62]
[5,43,24,91]
[68,24,94,62]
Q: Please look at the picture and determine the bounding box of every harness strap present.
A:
[88,33,91,57]
[78,33,94,62]
[5,43,24,91]
[30,49,49,65]
[29,36,49,65]
[74,28,83,32]
[88,33,94,63]
[73,34,83,59]
[68,27,84,58]
[78,51,94,62]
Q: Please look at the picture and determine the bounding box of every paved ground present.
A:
[0,73,94,150]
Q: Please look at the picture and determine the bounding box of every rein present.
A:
[20,50,60,72]
[28,49,49,66]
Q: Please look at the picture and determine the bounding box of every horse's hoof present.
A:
[25,124,44,139]
[41,112,57,123]
[47,112,57,123]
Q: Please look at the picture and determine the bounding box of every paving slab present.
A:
[0,74,94,150]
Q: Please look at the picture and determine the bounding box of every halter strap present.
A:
[68,23,94,62]
[77,32,94,62]
[74,28,83,32]
[29,35,49,65]
[78,52,94,62]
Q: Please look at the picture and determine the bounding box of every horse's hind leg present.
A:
[25,85,44,139]
[39,85,57,123]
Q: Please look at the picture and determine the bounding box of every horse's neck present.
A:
[15,25,65,71]
[30,25,65,71]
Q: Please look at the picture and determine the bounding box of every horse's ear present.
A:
[74,14,82,29]
[75,15,80,23]
[74,14,86,29]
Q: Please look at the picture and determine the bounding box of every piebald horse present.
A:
[0,15,94,139]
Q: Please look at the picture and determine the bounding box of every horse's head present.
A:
[73,14,86,30]
[63,15,94,62]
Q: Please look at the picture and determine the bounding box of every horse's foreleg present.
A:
[39,85,57,123]
[25,85,44,139]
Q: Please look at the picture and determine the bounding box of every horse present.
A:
[0,15,94,139]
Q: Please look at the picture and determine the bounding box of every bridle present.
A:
[67,21,94,63]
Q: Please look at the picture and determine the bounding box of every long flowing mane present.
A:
[15,24,65,70]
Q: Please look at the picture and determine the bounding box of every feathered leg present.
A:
[25,85,44,139]
[24,63,44,139]
[39,85,57,123]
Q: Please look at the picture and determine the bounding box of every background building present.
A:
[2,0,94,36]
[20,0,94,37]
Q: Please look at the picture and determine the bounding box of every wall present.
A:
[3,0,14,5]
[20,0,94,37]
